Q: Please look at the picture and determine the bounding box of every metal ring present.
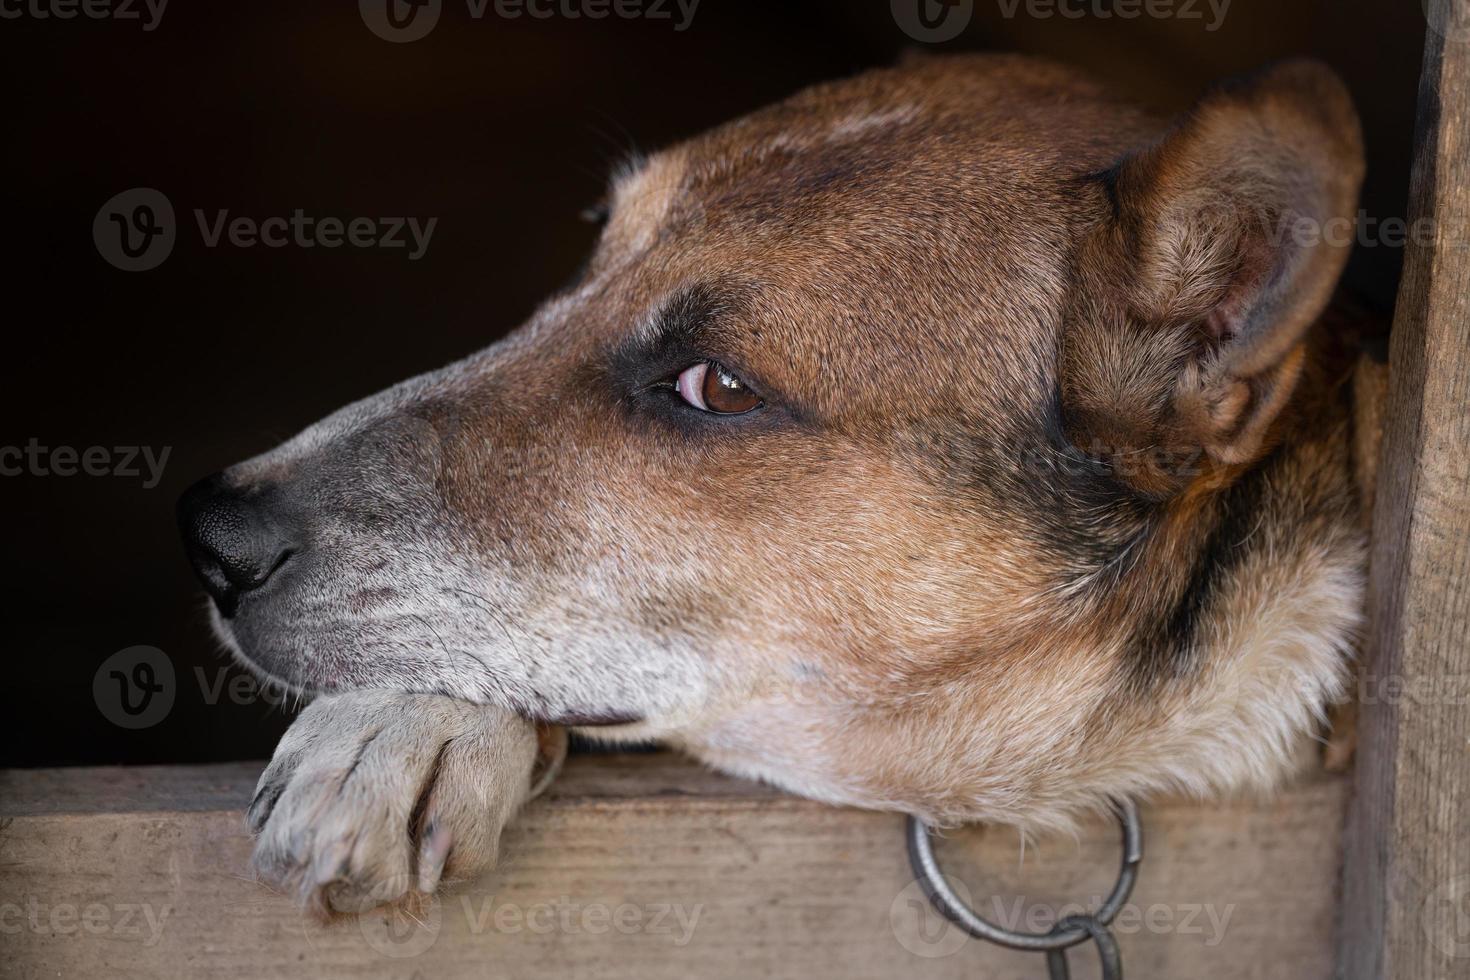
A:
[1048,915,1124,980]
[905,798,1143,953]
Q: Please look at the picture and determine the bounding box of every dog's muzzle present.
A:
[177,473,300,617]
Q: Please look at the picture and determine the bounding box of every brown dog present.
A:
[178,53,1370,913]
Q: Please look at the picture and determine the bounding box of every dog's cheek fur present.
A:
[681,454,1363,832]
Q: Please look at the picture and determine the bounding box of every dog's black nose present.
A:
[177,473,298,616]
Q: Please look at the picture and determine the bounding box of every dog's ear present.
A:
[1062,60,1364,496]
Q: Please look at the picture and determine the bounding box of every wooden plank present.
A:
[1339,3,1470,977]
[0,757,1342,979]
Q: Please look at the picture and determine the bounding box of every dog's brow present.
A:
[603,283,753,397]
[628,285,725,353]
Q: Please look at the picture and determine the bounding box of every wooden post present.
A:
[1339,2,1470,977]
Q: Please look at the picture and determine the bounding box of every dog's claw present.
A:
[248,691,545,914]
[417,823,453,893]
[245,783,281,834]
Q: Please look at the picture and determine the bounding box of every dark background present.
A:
[1,0,1427,767]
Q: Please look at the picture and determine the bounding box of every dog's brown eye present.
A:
[674,361,762,415]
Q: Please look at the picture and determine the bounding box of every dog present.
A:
[178,53,1375,914]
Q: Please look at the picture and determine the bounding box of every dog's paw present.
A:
[247,690,565,916]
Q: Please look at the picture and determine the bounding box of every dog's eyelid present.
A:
[639,356,765,398]
[606,283,787,414]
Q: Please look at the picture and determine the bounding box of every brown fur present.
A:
[220,55,1372,854]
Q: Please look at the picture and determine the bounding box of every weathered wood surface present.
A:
[0,756,1343,979]
[1339,3,1470,979]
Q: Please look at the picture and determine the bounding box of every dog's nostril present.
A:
[176,473,300,616]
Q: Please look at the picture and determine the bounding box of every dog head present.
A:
[181,55,1366,825]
